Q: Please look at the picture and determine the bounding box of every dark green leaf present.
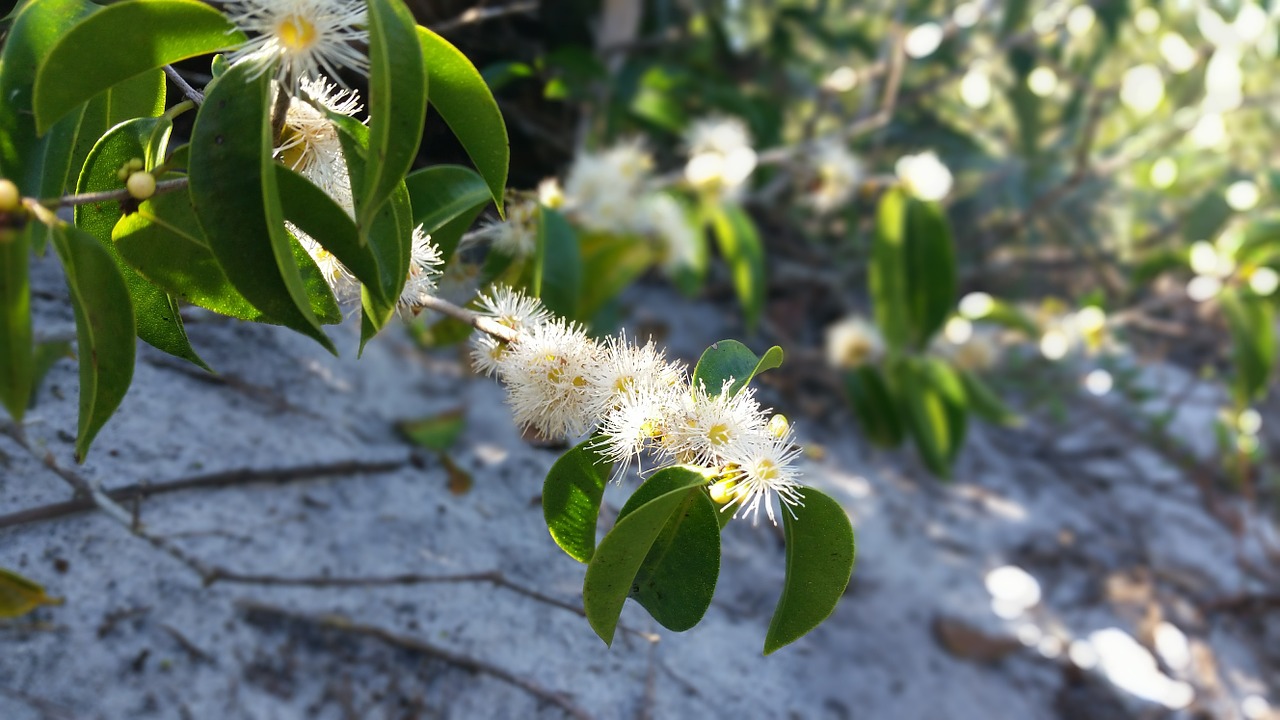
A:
[1221,289,1276,404]
[534,207,581,319]
[904,198,956,348]
[578,232,654,322]
[75,116,208,370]
[543,438,612,563]
[842,366,905,447]
[764,487,856,654]
[404,164,490,261]
[710,205,765,332]
[691,339,783,397]
[617,467,720,632]
[33,0,245,133]
[359,0,426,229]
[188,63,335,353]
[418,26,509,212]
[960,370,1021,427]
[896,359,954,478]
[0,223,34,421]
[50,223,136,462]
[583,467,709,645]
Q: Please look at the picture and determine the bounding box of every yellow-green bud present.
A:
[768,414,790,439]
[0,179,20,212]
[126,171,156,200]
[708,479,737,505]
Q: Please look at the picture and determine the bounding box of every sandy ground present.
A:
[2,255,1279,719]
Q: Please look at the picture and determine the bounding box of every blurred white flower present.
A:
[905,23,944,58]
[1027,66,1058,97]
[537,177,564,209]
[936,321,1001,372]
[1189,113,1227,149]
[641,193,702,274]
[960,67,993,108]
[896,151,953,201]
[565,139,654,233]
[1225,180,1260,211]
[1084,369,1113,396]
[1203,49,1243,112]
[1186,274,1223,302]
[1249,267,1279,296]
[804,139,863,213]
[1149,157,1178,189]
[1134,7,1161,34]
[1120,64,1164,114]
[822,66,858,93]
[1238,408,1263,436]
[226,0,369,92]
[1234,3,1269,45]
[825,315,885,369]
[1159,32,1198,73]
[684,117,758,201]
[959,292,995,319]
[484,198,539,258]
[1067,5,1096,36]
[1040,328,1070,360]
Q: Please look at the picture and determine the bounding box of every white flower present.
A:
[501,319,602,439]
[895,151,953,201]
[474,285,551,333]
[663,380,770,468]
[290,223,358,302]
[933,322,1001,372]
[563,140,654,234]
[719,430,805,526]
[471,334,508,379]
[683,117,758,200]
[275,75,361,212]
[804,139,862,213]
[399,225,443,309]
[640,194,701,274]
[593,382,683,482]
[482,197,539,258]
[225,0,369,92]
[824,315,884,369]
[583,333,685,418]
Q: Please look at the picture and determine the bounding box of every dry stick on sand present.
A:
[238,599,596,720]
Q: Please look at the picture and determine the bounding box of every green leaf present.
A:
[543,438,612,563]
[691,339,783,397]
[578,232,654,323]
[33,0,245,133]
[534,207,581,319]
[50,223,136,462]
[418,26,509,212]
[710,205,766,332]
[0,567,63,619]
[113,187,264,322]
[188,63,335,354]
[404,164,490,261]
[0,0,95,187]
[583,467,711,645]
[959,370,1021,427]
[0,223,34,422]
[1220,289,1276,404]
[397,408,465,452]
[921,358,968,465]
[904,198,956,348]
[75,116,208,371]
[895,359,954,478]
[616,467,721,633]
[764,487,856,654]
[870,188,910,353]
[842,366,905,447]
[359,0,427,229]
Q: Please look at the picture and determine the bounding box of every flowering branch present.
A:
[34,177,188,209]
[414,293,519,343]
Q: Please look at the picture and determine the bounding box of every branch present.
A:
[432,1,539,34]
[239,599,595,719]
[35,177,187,210]
[163,65,204,105]
[413,294,518,343]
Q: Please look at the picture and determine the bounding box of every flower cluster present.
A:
[225,0,369,93]
[470,286,805,525]
[802,139,863,213]
[684,116,759,201]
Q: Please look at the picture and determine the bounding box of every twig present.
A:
[1199,593,1280,615]
[34,178,187,210]
[161,623,217,664]
[432,1,539,33]
[413,294,518,343]
[238,599,595,720]
[0,457,409,531]
[164,65,204,105]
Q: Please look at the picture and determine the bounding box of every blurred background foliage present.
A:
[421,0,1278,486]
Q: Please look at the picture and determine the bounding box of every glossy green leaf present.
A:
[75,116,207,371]
[922,358,968,465]
[583,467,711,645]
[418,26,509,212]
[543,437,612,563]
[710,205,766,332]
[33,0,244,133]
[50,223,136,462]
[0,567,63,619]
[404,164,490,261]
[55,69,168,199]
[764,487,856,654]
[1220,289,1276,405]
[843,366,905,447]
[0,224,34,421]
[188,63,335,354]
[113,188,263,322]
[616,467,720,632]
[359,0,426,229]
[0,0,95,187]
[691,339,783,397]
[896,359,954,478]
[534,207,581,319]
[870,188,910,353]
[904,199,956,348]
[960,370,1021,427]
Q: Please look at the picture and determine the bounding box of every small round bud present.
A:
[768,414,790,439]
[0,179,20,212]
[127,157,144,172]
[708,478,737,505]
[126,171,156,200]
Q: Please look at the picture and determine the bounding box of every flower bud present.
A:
[0,179,20,212]
[126,171,156,200]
